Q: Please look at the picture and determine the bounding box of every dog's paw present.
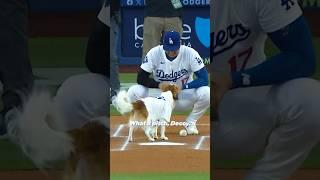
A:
[128,137,133,142]
[160,136,168,141]
[153,135,159,139]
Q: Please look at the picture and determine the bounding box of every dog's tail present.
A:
[113,90,133,115]
[7,91,74,168]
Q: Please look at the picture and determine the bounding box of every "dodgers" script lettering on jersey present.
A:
[156,69,188,82]
[212,24,251,56]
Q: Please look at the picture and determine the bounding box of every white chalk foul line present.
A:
[194,136,208,150]
[112,135,129,138]
[110,147,210,152]
[111,123,209,138]
[112,124,125,137]
[120,138,130,151]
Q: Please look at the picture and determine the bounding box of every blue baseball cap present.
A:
[163,31,181,51]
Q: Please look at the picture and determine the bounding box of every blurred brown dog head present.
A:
[159,83,181,100]
[66,121,107,180]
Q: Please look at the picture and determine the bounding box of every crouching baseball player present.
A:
[123,31,210,135]
[211,0,320,179]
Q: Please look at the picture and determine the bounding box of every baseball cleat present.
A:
[160,136,168,141]
[185,123,199,135]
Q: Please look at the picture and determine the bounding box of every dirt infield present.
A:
[0,114,318,179]
[110,115,210,173]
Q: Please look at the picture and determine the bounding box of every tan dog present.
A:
[65,121,107,180]
[6,92,107,180]
[114,83,180,142]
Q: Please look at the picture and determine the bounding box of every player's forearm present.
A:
[232,16,316,88]
[232,52,315,88]
[137,68,160,88]
[183,78,208,89]
[137,78,160,88]
[183,67,209,89]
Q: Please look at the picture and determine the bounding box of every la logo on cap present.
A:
[169,38,174,44]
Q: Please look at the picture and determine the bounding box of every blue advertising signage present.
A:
[120,0,210,7]
[119,3,210,65]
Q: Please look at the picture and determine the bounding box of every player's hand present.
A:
[211,71,232,121]
[159,82,183,90]
[159,82,170,89]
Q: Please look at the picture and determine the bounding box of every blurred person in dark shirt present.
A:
[110,0,120,99]
[0,0,34,136]
[142,0,183,59]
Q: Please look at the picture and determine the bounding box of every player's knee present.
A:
[57,73,107,101]
[55,73,108,129]
[127,84,148,102]
[296,105,320,140]
[299,97,320,138]
[278,78,320,138]
[196,86,210,106]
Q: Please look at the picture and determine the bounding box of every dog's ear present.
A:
[69,122,106,154]
[174,84,181,94]
[160,83,181,99]
[169,84,181,100]
[159,82,170,92]
[67,121,107,179]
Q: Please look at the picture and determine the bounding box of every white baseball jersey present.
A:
[141,45,205,86]
[142,91,175,123]
[211,0,302,73]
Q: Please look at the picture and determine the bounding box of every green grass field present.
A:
[0,37,319,177]
[214,146,320,169]
[29,37,87,67]
[0,140,34,170]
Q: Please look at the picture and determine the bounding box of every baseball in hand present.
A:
[179,129,187,136]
